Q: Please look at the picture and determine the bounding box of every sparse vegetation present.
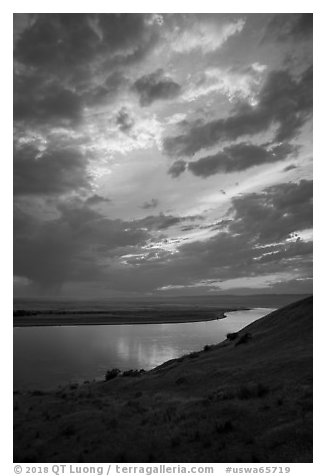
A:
[235,332,252,346]
[122,369,145,377]
[226,332,239,341]
[105,368,121,381]
[203,344,213,351]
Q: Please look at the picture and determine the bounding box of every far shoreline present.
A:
[13,308,250,328]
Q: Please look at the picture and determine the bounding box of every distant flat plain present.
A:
[13,294,308,327]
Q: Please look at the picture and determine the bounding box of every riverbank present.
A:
[13,308,237,327]
[13,296,312,463]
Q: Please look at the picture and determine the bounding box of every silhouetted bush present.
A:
[235,332,252,346]
[226,332,239,341]
[203,345,212,351]
[122,369,145,377]
[105,368,121,381]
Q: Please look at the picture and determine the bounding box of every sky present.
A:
[13,13,313,298]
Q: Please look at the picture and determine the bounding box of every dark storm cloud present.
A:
[56,202,150,250]
[116,107,135,133]
[142,232,312,294]
[229,179,313,243]
[181,225,197,232]
[14,76,83,124]
[163,66,312,157]
[133,69,181,106]
[184,142,296,178]
[127,179,311,292]
[141,198,159,209]
[141,181,312,291]
[14,14,161,121]
[263,13,313,43]
[83,232,259,293]
[14,210,78,288]
[167,160,187,178]
[12,14,313,297]
[84,195,111,206]
[283,164,298,172]
[180,218,232,233]
[176,232,309,277]
[13,178,312,293]
[14,144,90,196]
[13,202,205,291]
[137,213,203,231]
[290,14,313,39]
[13,13,30,42]
[202,219,233,231]
[14,14,99,72]
[14,14,159,76]
[97,14,160,65]
[14,202,151,288]
[85,72,130,106]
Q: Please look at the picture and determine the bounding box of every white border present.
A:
[3,2,324,472]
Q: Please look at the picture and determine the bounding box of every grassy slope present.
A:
[13,296,313,463]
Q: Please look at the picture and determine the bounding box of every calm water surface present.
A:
[14,308,274,390]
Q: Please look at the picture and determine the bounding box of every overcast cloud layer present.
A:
[13,13,313,298]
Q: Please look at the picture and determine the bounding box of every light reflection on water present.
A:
[14,308,274,390]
